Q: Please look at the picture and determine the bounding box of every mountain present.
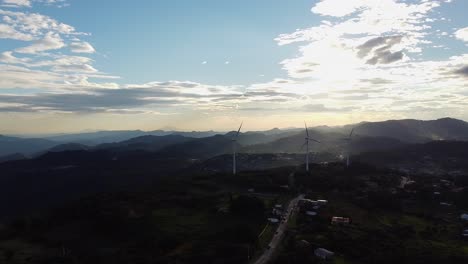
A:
[343,117,468,143]
[244,118,468,155]
[0,153,26,163]
[45,130,220,145]
[95,135,193,152]
[159,135,236,159]
[48,143,91,152]
[243,126,405,154]
[356,140,468,175]
[0,135,59,156]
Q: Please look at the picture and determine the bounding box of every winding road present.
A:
[254,194,304,264]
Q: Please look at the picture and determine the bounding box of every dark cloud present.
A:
[0,86,242,113]
[301,104,356,112]
[360,78,394,85]
[367,50,403,65]
[453,65,468,78]
[357,35,404,65]
[296,68,313,73]
[336,94,369,100]
[357,35,403,57]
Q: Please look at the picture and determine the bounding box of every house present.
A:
[297,240,310,248]
[272,208,282,216]
[331,216,351,225]
[461,214,468,221]
[306,211,317,216]
[462,229,468,237]
[314,248,334,260]
[268,218,280,224]
[299,199,318,205]
[317,200,328,205]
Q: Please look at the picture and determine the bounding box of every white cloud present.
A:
[311,0,366,17]
[15,32,65,53]
[0,9,77,35]
[455,27,468,42]
[1,0,69,8]
[70,41,95,53]
[1,0,31,8]
[0,23,33,40]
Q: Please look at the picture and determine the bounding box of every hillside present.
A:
[0,135,59,156]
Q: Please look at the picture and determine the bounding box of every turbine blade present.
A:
[308,138,321,143]
[304,121,309,137]
[349,128,355,138]
[236,121,243,138]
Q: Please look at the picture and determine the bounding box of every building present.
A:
[314,248,334,260]
[317,200,328,205]
[462,229,468,237]
[306,211,317,216]
[299,199,318,206]
[331,216,351,225]
[268,218,280,224]
[461,214,468,221]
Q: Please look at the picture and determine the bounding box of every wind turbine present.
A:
[343,128,354,168]
[232,122,243,175]
[304,122,320,172]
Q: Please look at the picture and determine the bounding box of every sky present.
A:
[0,0,467,134]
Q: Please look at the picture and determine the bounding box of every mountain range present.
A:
[1,117,467,160]
[1,117,468,220]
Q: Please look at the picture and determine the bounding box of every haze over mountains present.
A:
[1,117,467,159]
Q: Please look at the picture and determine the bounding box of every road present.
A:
[253,194,304,264]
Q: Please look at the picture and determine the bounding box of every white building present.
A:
[268,218,280,224]
[461,214,468,221]
[306,211,317,216]
[314,248,334,260]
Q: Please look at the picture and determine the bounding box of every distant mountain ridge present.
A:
[342,118,468,143]
[1,118,467,160]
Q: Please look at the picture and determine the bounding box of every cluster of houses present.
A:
[298,198,327,218]
[297,197,353,260]
[268,203,286,224]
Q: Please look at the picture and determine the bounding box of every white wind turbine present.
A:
[304,122,320,172]
[343,128,354,168]
[232,122,243,175]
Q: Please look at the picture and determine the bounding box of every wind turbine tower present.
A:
[343,128,354,168]
[232,122,243,175]
[304,122,320,172]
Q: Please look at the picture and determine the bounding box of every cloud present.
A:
[1,0,30,8]
[453,65,468,78]
[366,50,404,65]
[70,41,95,53]
[1,0,68,8]
[311,0,365,17]
[357,35,403,58]
[0,23,34,40]
[302,104,356,112]
[15,32,65,53]
[455,27,468,42]
[0,9,77,35]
